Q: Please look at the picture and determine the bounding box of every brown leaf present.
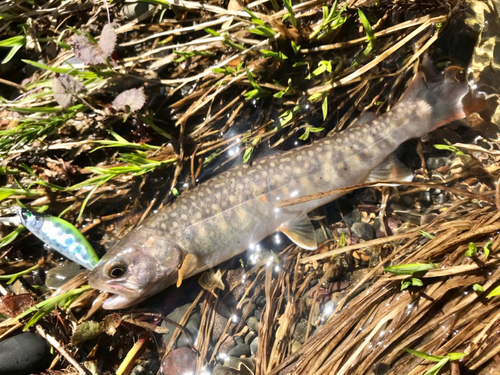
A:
[102,313,121,335]
[0,294,35,318]
[112,87,146,112]
[71,24,116,65]
[199,268,225,297]
[53,75,86,108]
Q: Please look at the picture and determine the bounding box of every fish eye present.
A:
[107,262,127,278]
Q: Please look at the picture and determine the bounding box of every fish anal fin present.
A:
[177,254,198,287]
[279,212,317,250]
[366,153,413,185]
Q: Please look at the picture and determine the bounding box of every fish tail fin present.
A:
[399,64,487,131]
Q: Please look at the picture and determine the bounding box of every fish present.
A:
[88,68,487,309]
[0,208,99,270]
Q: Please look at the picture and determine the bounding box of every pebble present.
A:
[212,311,228,342]
[330,292,343,306]
[400,195,414,207]
[228,344,251,357]
[0,332,49,375]
[351,268,369,285]
[250,337,258,355]
[246,316,259,332]
[254,309,261,322]
[314,227,333,244]
[255,295,266,308]
[434,193,447,204]
[45,262,83,290]
[219,336,236,355]
[244,331,257,345]
[373,362,391,375]
[161,304,200,348]
[426,156,450,169]
[234,336,244,345]
[351,221,375,241]
[420,213,438,226]
[322,300,335,317]
[120,2,154,19]
[162,348,197,375]
[213,365,241,375]
[292,318,308,344]
[291,339,302,353]
[418,191,432,207]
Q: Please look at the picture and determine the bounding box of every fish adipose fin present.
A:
[280,212,317,250]
[177,253,198,287]
[366,153,413,185]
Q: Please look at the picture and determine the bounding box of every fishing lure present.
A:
[0,208,99,270]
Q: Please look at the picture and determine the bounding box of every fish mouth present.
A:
[90,281,143,310]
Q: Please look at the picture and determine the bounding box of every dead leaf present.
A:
[53,75,86,108]
[71,24,116,65]
[71,321,103,344]
[199,268,225,297]
[112,87,146,112]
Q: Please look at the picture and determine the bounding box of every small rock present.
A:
[351,268,369,285]
[291,339,302,353]
[246,316,258,332]
[161,304,200,348]
[330,292,343,306]
[250,337,258,355]
[219,336,236,355]
[46,262,83,290]
[322,300,335,317]
[254,309,261,322]
[400,195,414,207]
[351,221,375,241]
[162,347,197,375]
[228,344,251,357]
[314,227,333,244]
[349,209,361,223]
[212,365,241,375]
[426,156,449,169]
[177,312,200,348]
[292,319,308,344]
[234,335,244,345]
[120,2,154,20]
[0,332,49,375]
[212,311,228,342]
[244,331,257,345]
[373,362,391,375]
[434,193,447,204]
[420,213,438,226]
[255,295,266,308]
[418,191,432,207]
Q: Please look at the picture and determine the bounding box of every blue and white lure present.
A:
[0,208,99,270]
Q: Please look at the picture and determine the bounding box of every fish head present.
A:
[88,229,183,309]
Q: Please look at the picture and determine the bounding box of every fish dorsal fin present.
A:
[279,212,317,250]
[366,153,414,185]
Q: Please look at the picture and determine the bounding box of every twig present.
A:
[35,325,86,375]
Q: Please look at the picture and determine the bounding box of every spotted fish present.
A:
[0,208,99,270]
[88,69,487,309]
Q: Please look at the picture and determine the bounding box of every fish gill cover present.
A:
[0,0,499,374]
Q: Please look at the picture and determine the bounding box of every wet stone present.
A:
[426,156,450,169]
[246,316,258,332]
[434,193,447,204]
[161,347,197,375]
[254,309,261,322]
[228,343,251,357]
[314,227,333,244]
[351,221,375,241]
[322,300,335,318]
[0,332,49,375]
[418,191,432,207]
[213,365,242,375]
[234,336,244,345]
[244,331,257,345]
[292,318,308,344]
[291,339,302,353]
[250,337,258,355]
[45,262,83,290]
[161,304,200,348]
[420,213,438,226]
[219,336,236,355]
[255,295,266,308]
[120,2,154,19]
[212,311,228,342]
[400,195,414,207]
[330,292,343,306]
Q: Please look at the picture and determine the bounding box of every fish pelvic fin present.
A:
[398,65,487,132]
[366,153,413,185]
[177,253,198,287]
[279,212,317,250]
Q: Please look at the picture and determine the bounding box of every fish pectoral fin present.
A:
[279,212,317,250]
[366,153,413,186]
[177,254,198,287]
